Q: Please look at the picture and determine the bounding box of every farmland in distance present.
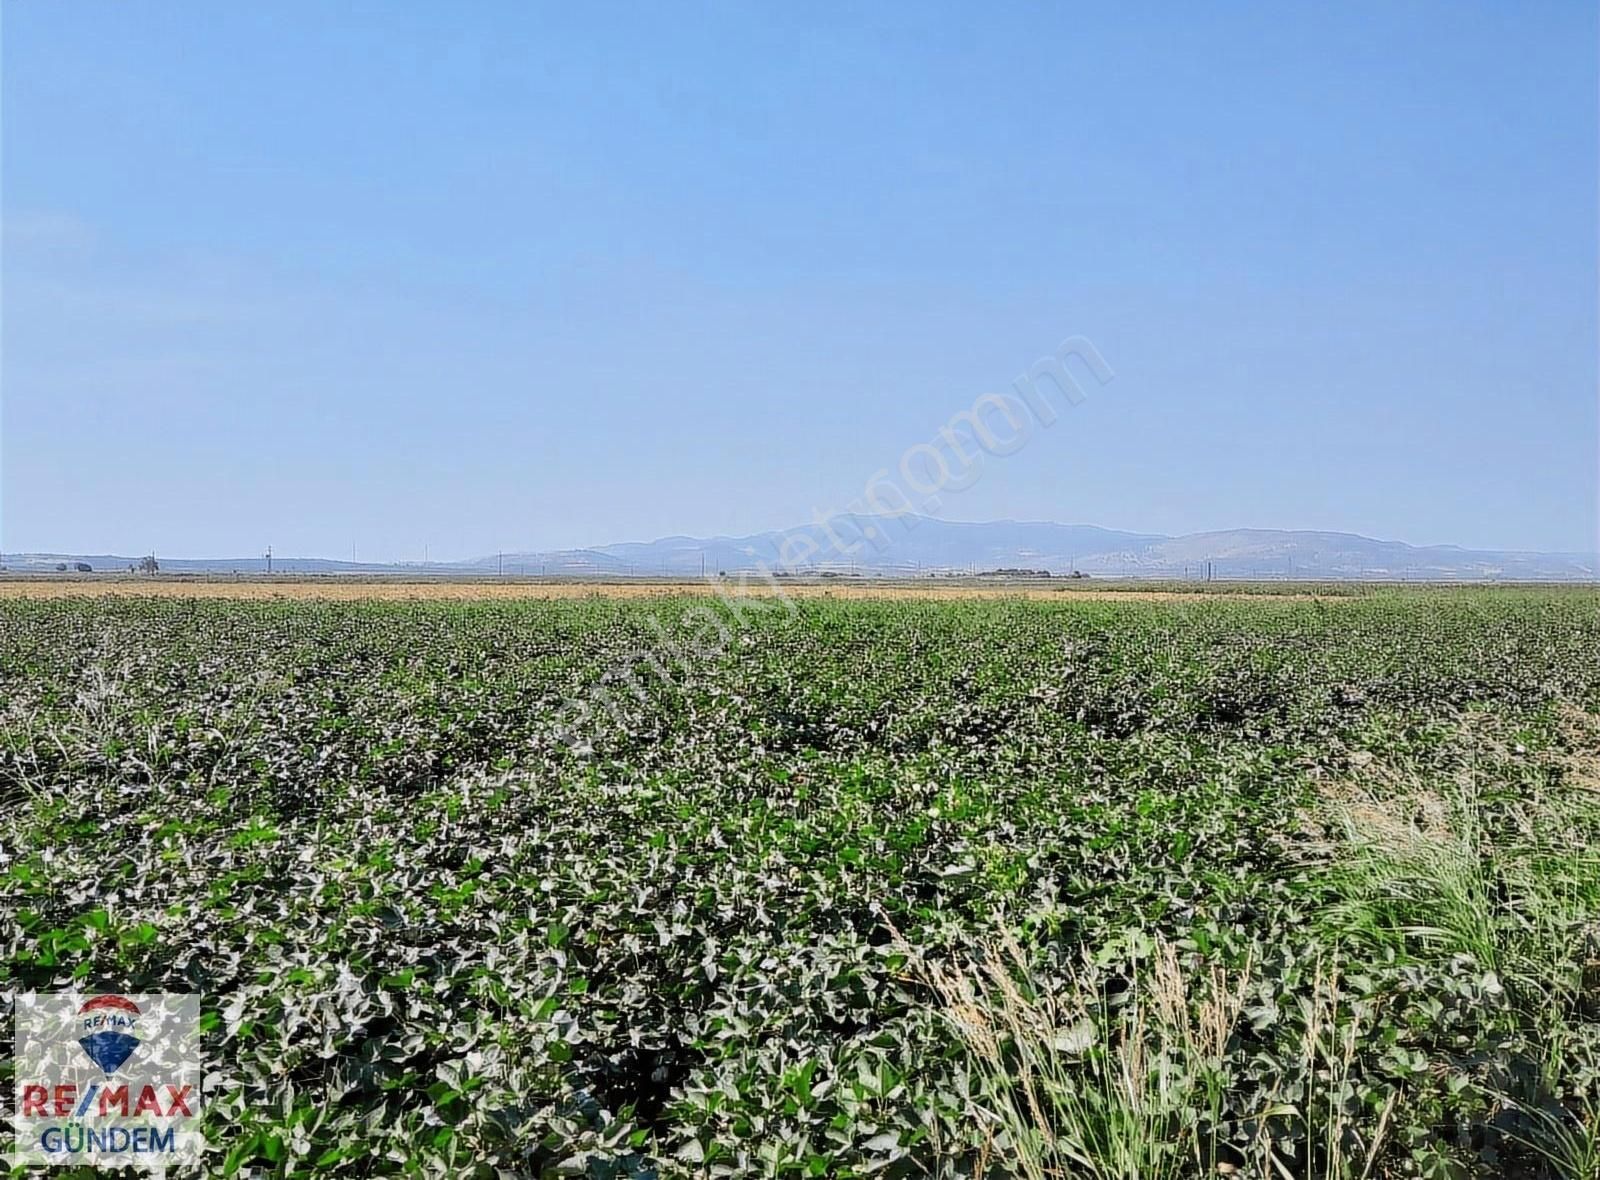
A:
[3,589,1598,1177]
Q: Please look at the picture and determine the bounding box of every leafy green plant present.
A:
[918,929,1249,1180]
[1,589,1598,1175]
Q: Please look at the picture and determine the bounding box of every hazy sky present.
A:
[3,2,1596,559]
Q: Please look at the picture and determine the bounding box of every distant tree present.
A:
[75,562,93,573]
[139,555,159,574]
[55,562,68,572]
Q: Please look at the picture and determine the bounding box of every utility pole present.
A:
[498,551,504,577]
[266,545,272,575]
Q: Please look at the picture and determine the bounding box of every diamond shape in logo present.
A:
[76,995,142,1074]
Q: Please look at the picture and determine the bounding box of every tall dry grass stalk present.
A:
[919,930,1252,1180]
[1316,720,1600,1179]
[919,932,1408,1180]
[1321,748,1599,1017]
[1256,965,1396,1180]
[919,713,1600,1178]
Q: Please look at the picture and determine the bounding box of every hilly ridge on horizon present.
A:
[5,516,1595,580]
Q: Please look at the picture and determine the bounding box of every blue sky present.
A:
[3,1,1595,559]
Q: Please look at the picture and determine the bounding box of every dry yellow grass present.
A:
[0,576,1325,603]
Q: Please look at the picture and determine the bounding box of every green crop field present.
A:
[4,590,1599,1178]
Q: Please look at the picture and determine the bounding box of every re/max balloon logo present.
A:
[12,992,204,1169]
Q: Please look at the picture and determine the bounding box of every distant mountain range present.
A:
[5,516,1595,581]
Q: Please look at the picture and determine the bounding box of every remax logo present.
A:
[77,994,142,1074]
[11,991,205,1169]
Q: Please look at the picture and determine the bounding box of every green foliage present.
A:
[1,590,1598,1176]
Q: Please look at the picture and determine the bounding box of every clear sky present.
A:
[3,2,1596,559]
